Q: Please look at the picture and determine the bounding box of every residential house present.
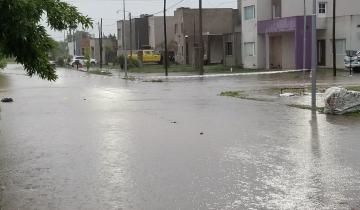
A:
[148,16,176,51]
[67,31,91,57]
[173,7,237,65]
[117,20,132,55]
[241,0,360,69]
[90,36,117,64]
[117,14,152,55]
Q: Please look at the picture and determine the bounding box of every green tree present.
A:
[0,0,92,80]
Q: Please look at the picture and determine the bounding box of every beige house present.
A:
[148,16,176,50]
[90,37,117,64]
[173,7,237,65]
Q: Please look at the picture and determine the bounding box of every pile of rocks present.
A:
[324,87,360,114]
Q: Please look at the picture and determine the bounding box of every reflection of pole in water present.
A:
[308,111,325,206]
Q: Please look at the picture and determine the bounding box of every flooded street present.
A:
[1,65,360,209]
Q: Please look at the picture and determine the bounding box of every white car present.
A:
[70,56,97,67]
[344,50,360,70]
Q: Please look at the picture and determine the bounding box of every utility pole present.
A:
[311,0,317,110]
[122,0,128,78]
[198,0,204,75]
[129,12,133,59]
[332,0,337,76]
[163,0,169,76]
[303,0,307,71]
[99,18,103,69]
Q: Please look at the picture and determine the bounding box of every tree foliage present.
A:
[0,0,92,80]
[0,56,6,69]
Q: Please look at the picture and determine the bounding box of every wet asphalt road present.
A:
[1,65,360,210]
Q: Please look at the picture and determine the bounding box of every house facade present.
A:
[173,7,236,65]
[67,31,91,57]
[148,16,176,51]
[90,37,117,64]
[117,20,132,55]
[241,0,360,69]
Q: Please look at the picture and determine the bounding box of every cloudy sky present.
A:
[47,0,237,40]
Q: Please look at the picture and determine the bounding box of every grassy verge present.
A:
[87,69,112,76]
[115,64,266,74]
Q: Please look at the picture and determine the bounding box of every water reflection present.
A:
[308,111,324,208]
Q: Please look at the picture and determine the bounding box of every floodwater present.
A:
[1,64,360,210]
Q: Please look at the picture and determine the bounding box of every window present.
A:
[272,0,281,19]
[175,24,178,34]
[226,42,233,56]
[335,39,346,55]
[318,2,327,15]
[244,42,255,56]
[244,5,255,20]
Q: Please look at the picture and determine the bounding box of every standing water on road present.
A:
[1,65,360,209]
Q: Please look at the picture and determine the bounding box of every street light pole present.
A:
[332,0,337,77]
[198,0,204,75]
[303,0,307,71]
[122,0,128,79]
[164,0,169,76]
[311,0,317,110]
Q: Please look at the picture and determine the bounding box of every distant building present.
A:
[148,16,176,51]
[173,7,239,65]
[117,14,152,55]
[117,20,132,55]
[90,36,117,64]
[67,31,91,57]
[240,0,360,69]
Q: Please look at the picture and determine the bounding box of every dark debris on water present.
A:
[1,98,14,103]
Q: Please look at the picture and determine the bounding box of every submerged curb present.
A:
[138,69,307,80]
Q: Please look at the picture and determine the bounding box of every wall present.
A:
[282,32,295,69]
[322,15,360,68]
[90,38,117,64]
[148,16,175,50]
[242,0,258,68]
[282,0,360,18]
[174,8,235,65]
[134,16,150,49]
[224,33,242,67]
[117,20,131,55]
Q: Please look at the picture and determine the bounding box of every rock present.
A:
[324,87,360,114]
[1,98,14,103]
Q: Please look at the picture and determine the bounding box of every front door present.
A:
[317,40,326,66]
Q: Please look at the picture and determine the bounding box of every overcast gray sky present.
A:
[47,0,237,41]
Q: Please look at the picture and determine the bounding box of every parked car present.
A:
[130,50,162,64]
[70,56,97,67]
[344,50,360,71]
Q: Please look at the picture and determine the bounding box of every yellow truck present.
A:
[130,50,162,64]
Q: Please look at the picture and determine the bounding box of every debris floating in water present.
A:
[1,98,14,103]
[200,132,204,135]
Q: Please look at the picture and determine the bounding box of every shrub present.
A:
[117,55,141,69]
[0,58,6,69]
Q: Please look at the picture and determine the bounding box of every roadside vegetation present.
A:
[0,0,92,81]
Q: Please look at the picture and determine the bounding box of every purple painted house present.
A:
[240,0,360,70]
